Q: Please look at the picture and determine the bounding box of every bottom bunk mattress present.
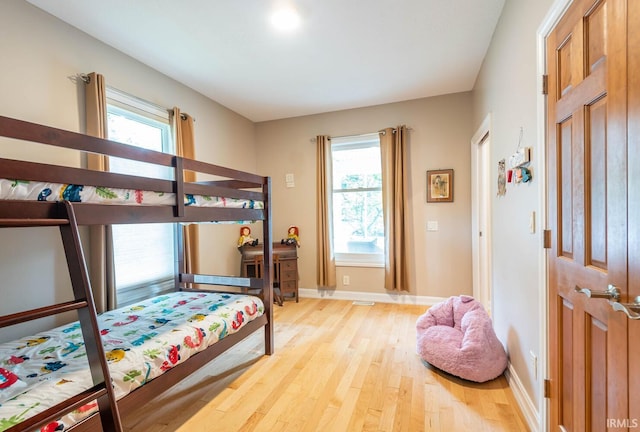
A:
[0,291,264,431]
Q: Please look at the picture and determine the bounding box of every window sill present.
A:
[336,261,384,268]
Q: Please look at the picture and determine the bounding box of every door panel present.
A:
[586,316,607,430]
[559,118,573,258]
[558,37,573,96]
[586,1,606,72]
[560,299,574,429]
[586,97,607,269]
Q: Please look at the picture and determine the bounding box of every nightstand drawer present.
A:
[280,259,297,271]
[280,269,297,281]
[280,280,297,293]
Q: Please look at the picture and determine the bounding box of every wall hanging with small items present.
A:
[507,127,532,185]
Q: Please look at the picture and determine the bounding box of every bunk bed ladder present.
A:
[0,201,122,432]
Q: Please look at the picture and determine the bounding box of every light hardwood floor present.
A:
[123,298,529,432]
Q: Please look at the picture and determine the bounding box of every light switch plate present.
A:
[427,221,438,231]
[529,211,536,234]
[285,173,295,188]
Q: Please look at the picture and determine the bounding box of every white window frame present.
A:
[105,88,176,305]
[331,133,384,267]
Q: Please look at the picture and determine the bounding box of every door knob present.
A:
[574,284,621,302]
[609,296,640,320]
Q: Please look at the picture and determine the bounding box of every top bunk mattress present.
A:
[0,179,263,209]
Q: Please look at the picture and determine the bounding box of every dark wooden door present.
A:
[546,0,635,430]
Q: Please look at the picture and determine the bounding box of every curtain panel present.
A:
[380,126,410,292]
[315,135,336,288]
[172,108,199,275]
[84,72,115,312]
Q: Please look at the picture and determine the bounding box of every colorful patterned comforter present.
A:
[0,179,263,209]
[0,291,264,431]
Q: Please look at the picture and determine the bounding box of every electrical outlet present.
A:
[343,275,350,285]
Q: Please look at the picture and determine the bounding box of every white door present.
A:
[471,116,492,314]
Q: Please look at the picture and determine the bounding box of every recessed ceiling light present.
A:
[270,7,301,32]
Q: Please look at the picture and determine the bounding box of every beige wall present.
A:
[472,0,555,417]
[255,93,474,300]
[0,0,256,341]
[0,4,557,425]
[0,1,474,339]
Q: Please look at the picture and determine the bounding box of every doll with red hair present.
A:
[281,225,300,247]
[237,226,258,248]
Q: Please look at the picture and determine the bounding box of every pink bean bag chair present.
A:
[415,295,508,383]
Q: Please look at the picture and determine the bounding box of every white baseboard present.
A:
[505,362,540,432]
[298,287,446,306]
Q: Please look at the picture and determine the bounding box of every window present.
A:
[331,133,384,266]
[106,88,176,304]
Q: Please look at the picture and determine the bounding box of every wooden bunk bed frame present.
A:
[0,115,274,432]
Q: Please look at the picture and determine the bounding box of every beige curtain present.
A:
[84,72,116,312]
[316,135,336,288]
[172,108,199,274]
[379,126,410,291]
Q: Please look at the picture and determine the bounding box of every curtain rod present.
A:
[308,126,412,143]
[77,73,195,122]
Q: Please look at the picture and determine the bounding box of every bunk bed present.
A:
[0,115,274,432]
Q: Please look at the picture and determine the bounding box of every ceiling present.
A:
[27,0,505,122]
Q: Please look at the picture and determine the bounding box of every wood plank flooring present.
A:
[122,298,529,432]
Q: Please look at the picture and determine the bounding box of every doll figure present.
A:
[281,225,300,247]
[237,226,258,248]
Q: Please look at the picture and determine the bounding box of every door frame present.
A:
[471,113,492,314]
[537,0,573,429]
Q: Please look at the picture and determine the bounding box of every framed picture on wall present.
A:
[427,169,454,203]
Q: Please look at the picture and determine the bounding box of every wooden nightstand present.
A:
[276,253,298,302]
